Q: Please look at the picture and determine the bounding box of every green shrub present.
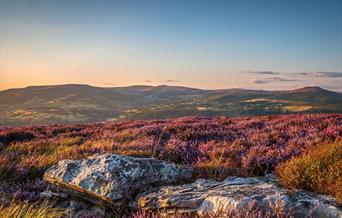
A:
[276,140,342,204]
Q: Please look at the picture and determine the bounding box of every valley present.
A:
[1,84,341,126]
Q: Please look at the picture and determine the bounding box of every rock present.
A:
[39,190,67,199]
[72,209,102,218]
[43,153,192,211]
[136,174,342,217]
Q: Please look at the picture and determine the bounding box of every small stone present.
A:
[39,191,53,198]
[39,190,67,199]
[73,209,101,218]
[91,206,106,217]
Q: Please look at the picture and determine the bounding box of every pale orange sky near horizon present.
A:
[1,0,341,92]
[1,42,340,91]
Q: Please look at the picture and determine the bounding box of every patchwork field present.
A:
[1,85,341,126]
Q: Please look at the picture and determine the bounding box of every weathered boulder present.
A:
[136,174,342,217]
[43,153,192,211]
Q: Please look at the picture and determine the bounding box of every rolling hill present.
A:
[0,84,341,126]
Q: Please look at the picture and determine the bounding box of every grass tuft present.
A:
[0,201,65,218]
[194,157,245,181]
[276,139,342,204]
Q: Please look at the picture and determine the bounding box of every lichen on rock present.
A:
[43,153,193,211]
[136,174,342,217]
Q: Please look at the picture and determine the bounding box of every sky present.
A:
[0,0,341,91]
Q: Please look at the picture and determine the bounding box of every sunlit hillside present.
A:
[1,85,341,126]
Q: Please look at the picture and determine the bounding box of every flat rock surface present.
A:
[137,174,342,217]
[43,153,192,209]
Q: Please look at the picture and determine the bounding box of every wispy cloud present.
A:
[250,79,270,84]
[164,80,179,83]
[268,77,300,82]
[250,77,300,84]
[144,80,153,83]
[245,71,280,75]
[296,72,342,78]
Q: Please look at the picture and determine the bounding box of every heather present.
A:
[0,114,341,203]
[276,140,342,203]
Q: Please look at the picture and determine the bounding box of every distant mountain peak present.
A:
[1,84,341,126]
[289,86,326,93]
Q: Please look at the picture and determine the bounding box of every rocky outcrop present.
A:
[136,174,342,217]
[43,155,341,217]
[43,153,192,211]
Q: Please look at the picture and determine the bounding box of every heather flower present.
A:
[0,114,341,204]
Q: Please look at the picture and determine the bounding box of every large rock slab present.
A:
[43,154,192,210]
[136,174,342,217]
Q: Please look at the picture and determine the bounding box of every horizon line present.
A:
[1,83,340,93]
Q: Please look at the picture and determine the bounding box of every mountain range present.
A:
[0,84,341,126]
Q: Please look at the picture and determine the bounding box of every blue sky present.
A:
[0,0,341,90]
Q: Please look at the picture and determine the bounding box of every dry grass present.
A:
[193,157,245,181]
[282,105,312,112]
[276,139,342,204]
[0,201,65,218]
